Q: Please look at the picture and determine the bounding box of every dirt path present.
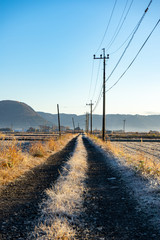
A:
[81,137,160,240]
[0,137,77,240]
[0,135,160,239]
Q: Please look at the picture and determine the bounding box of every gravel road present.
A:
[0,135,160,239]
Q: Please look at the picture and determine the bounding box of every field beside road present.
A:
[0,133,75,188]
[111,141,160,163]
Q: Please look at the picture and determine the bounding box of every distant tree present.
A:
[27,127,36,132]
[0,128,12,132]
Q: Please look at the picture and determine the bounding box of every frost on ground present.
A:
[112,141,160,163]
[29,135,88,240]
[88,137,160,232]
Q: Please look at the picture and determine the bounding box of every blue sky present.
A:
[0,0,160,115]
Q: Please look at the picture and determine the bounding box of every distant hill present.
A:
[0,100,159,131]
[0,100,51,129]
[38,112,85,128]
[38,112,160,132]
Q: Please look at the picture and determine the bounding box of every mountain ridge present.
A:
[38,111,160,132]
[0,100,159,132]
[0,100,51,129]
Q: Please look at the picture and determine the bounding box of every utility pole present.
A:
[123,119,126,133]
[85,112,89,133]
[94,48,109,141]
[86,100,94,134]
[72,117,75,133]
[87,112,89,133]
[57,104,61,137]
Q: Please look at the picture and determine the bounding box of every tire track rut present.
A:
[0,137,77,240]
[81,137,160,240]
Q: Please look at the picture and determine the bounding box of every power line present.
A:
[92,80,103,112]
[106,0,134,51]
[109,24,137,55]
[108,0,134,50]
[105,0,152,83]
[95,0,118,54]
[92,0,152,113]
[92,85,103,113]
[93,0,152,112]
[87,59,94,102]
[106,19,160,93]
[92,59,102,100]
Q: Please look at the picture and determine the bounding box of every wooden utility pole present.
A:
[86,100,94,134]
[123,119,126,133]
[85,112,89,133]
[57,104,61,137]
[94,48,109,141]
[72,117,75,133]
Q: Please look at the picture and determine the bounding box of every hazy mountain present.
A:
[0,100,51,129]
[0,100,159,131]
[38,112,160,132]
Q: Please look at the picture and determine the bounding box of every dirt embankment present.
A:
[0,136,77,240]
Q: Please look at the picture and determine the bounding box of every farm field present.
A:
[111,141,160,163]
[0,132,60,141]
[0,133,75,187]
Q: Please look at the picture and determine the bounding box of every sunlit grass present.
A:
[0,134,76,187]
[89,134,160,180]
[29,142,46,157]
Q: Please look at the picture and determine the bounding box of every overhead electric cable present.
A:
[95,0,118,54]
[93,89,103,112]
[105,0,152,83]
[106,19,160,93]
[87,59,94,102]
[109,24,137,55]
[92,60,102,101]
[106,0,134,51]
[93,0,152,113]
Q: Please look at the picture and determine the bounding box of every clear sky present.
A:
[0,0,160,115]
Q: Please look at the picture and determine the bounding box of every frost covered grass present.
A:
[0,134,75,187]
[89,134,160,180]
[88,134,160,231]
[106,141,160,180]
[30,135,88,240]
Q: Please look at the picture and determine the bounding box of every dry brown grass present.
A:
[0,140,24,168]
[89,134,160,180]
[29,142,46,157]
[34,218,76,240]
[0,134,76,188]
[0,132,6,139]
